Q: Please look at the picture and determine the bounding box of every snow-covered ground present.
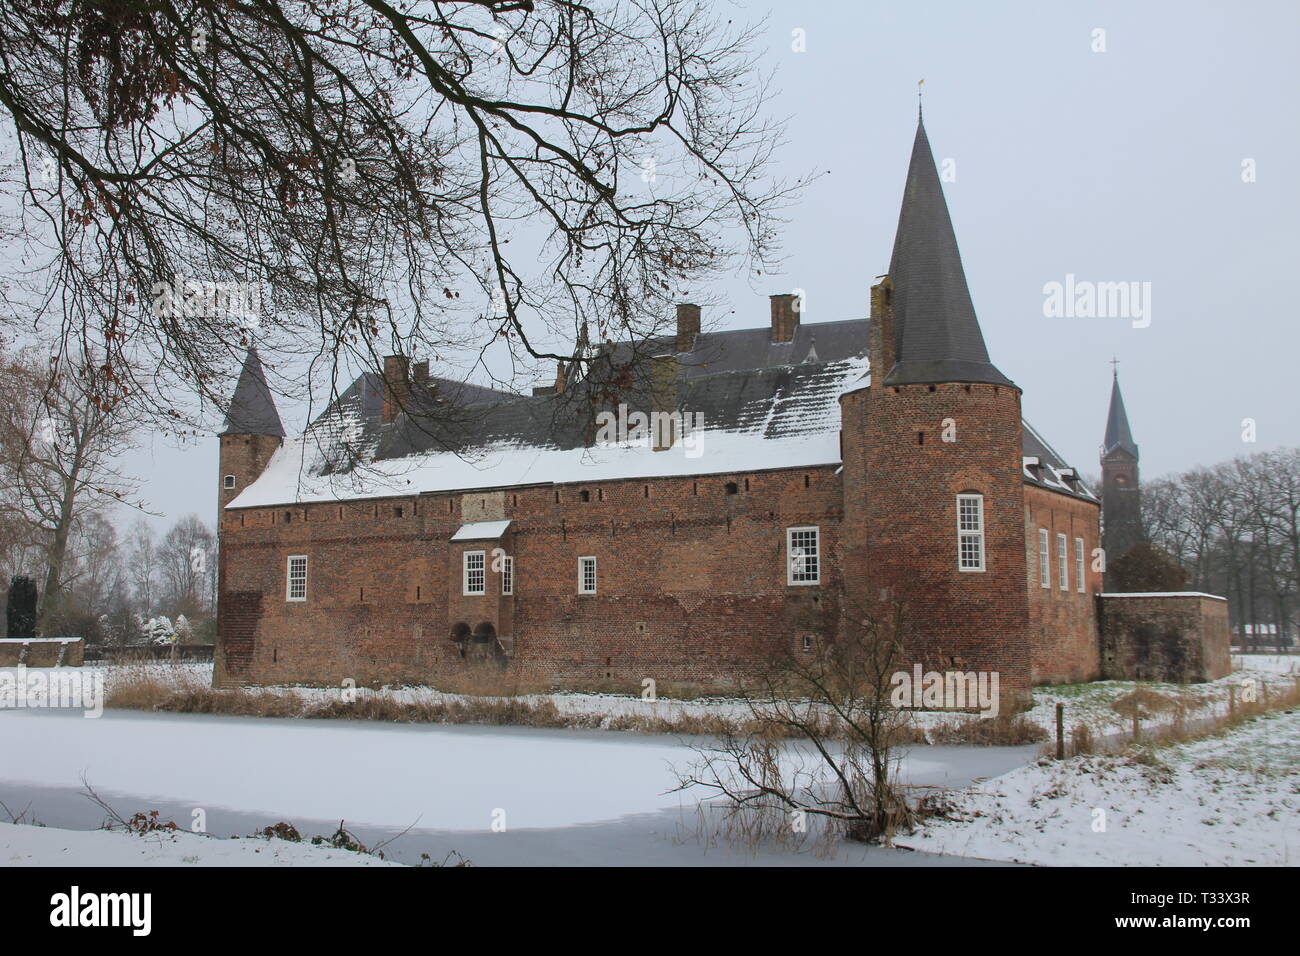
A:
[0,821,400,867]
[898,706,1300,865]
[73,653,1299,745]
[3,655,1292,865]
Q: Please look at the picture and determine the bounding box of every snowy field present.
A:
[898,706,1300,866]
[1,821,400,867]
[67,652,1300,744]
[2,654,1294,865]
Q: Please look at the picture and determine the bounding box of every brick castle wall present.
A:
[1024,484,1102,684]
[1097,592,1231,683]
[216,465,844,693]
[843,378,1033,704]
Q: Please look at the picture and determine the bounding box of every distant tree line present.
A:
[2,513,217,646]
[1141,446,1300,650]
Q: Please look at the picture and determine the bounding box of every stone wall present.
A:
[1097,592,1231,683]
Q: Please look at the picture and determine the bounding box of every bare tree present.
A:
[0,0,797,430]
[675,599,917,846]
[124,517,160,616]
[0,346,144,629]
[157,513,215,618]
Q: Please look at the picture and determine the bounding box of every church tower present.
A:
[1100,369,1141,585]
[218,346,284,513]
[841,115,1031,703]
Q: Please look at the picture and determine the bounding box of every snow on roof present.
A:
[450,520,513,541]
[226,317,1092,509]
[1098,592,1227,601]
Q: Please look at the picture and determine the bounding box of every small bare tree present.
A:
[676,598,917,847]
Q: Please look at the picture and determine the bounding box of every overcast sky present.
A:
[124,0,1300,532]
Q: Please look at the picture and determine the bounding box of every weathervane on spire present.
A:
[1110,355,1120,377]
[917,78,925,120]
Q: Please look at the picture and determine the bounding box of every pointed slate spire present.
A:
[1102,370,1138,458]
[220,346,285,436]
[884,118,1013,387]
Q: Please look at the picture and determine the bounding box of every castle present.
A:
[213,118,1227,701]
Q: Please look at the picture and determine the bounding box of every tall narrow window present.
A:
[286,555,308,602]
[463,551,485,595]
[1075,537,1086,593]
[956,494,985,572]
[1057,532,1069,591]
[223,475,236,489]
[1038,529,1050,589]
[787,526,820,585]
[501,555,514,596]
[578,556,597,594]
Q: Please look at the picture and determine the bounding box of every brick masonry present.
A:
[1097,593,1232,683]
[1024,485,1102,684]
[0,638,85,667]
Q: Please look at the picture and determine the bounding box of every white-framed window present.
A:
[501,555,514,596]
[463,550,486,595]
[1074,537,1086,593]
[787,526,820,585]
[578,556,597,594]
[286,555,308,602]
[956,494,985,572]
[1057,533,1068,591]
[223,474,236,489]
[1038,529,1050,589]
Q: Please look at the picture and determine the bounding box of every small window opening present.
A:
[725,482,738,495]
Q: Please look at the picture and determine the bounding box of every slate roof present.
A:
[228,118,1094,508]
[221,347,285,436]
[227,314,1093,506]
[884,120,1013,387]
[1102,372,1139,459]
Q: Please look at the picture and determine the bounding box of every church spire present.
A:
[1102,368,1138,459]
[883,117,1013,387]
[221,346,285,437]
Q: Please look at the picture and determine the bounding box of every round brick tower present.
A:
[215,346,284,686]
[841,118,1031,707]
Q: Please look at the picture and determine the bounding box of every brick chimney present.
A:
[867,278,896,382]
[649,354,678,451]
[534,360,569,396]
[382,355,410,423]
[770,293,800,343]
[675,303,700,353]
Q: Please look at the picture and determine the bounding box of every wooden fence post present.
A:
[1055,703,1065,760]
